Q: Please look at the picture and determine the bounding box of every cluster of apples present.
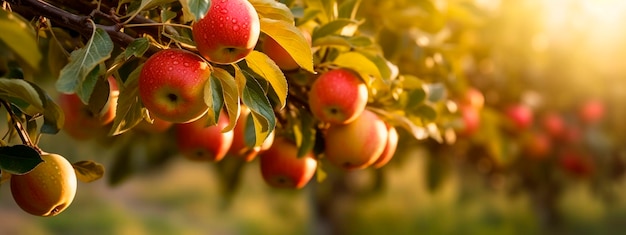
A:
[455,87,485,137]
[309,69,399,171]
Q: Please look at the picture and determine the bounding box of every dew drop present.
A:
[183,62,190,66]
[232,19,237,24]
[168,67,173,71]
[220,9,228,14]
[233,25,239,31]
[173,61,179,65]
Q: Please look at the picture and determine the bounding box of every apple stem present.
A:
[0,100,43,154]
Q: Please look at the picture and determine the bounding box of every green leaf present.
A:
[0,9,42,70]
[311,19,359,41]
[316,159,326,183]
[241,71,275,147]
[72,160,105,183]
[245,51,287,108]
[56,28,114,102]
[337,0,361,19]
[161,9,178,22]
[124,38,150,60]
[260,18,314,73]
[250,0,294,23]
[333,51,381,85]
[0,78,44,116]
[163,31,196,47]
[22,80,64,134]
[304,0,331,23]
[204,75,224,126]
[0,145,42,175]
[405,89,426,110]
[296,8,322,26]
[425,83,447,102]
[185,0,211,21]
[109,65,149,135]
[414,104,437,122]
[210,67,240,132]
[293,110,316,157]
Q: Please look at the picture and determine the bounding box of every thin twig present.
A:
[0,100,42,154]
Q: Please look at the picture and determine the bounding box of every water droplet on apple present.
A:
[183,62,190,66]
[173,61,179,65]
[232,19,237,24]
[168,67,173,71]
[220,9,228,14]
[233,25,239,31]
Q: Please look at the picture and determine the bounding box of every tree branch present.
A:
[7,0,160,56]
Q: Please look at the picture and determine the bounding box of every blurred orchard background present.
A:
[3,0,626,234]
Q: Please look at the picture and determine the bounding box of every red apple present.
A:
[259,137,317,189]
[505,104,533,131]
[578,99,604,124]
[324,109,388,170]
[262,30,312,71]
[559,150,594,178]
[192,0,260,64]
[458,105,481,137]
[59,76,118,140]
[462,87,485,109]
[139,49,211,123]
[541,112,565,139]
[372,125,399,168]
[523,131,551,159]
[308,69,368,124]
[135,116,173,133]
[175,111,233,161]
[229,107,275,161]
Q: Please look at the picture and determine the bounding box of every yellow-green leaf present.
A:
[260,18,314,73]
[0,78,44,115]
[109,65,149,135]
[73,160,105,183]
[245,51,287,109]
[250,0,294,24]
[211,67,240,132]
[0,9,42,70]
[333,51,381,85]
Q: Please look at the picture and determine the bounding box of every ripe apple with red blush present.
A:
[559,150,594,178]
[541,112,565,139]
[259,137,317,189]
[59,76,118,140]
[522,131,551,159]
[139,49,211,123]
[175,111,233,162]
[505,104,533,131]
[308,69,368,125]
[192,0,260,64]
[372,125,399,168]
[457,104,481,137]
[228,107,275,161]
[578,99,605,125]
[324,109,388,170]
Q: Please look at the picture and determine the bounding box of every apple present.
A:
[559,150,594,178]
[228,107,275,161]
[262,30,312,71]
[578,99,604,124]
[457,104,481,137]
[541,112,565,139]
[139,49,211,123]
[10,153,77,217]
[324,109,388,170]
[462,87,485,109]
[175,111,233,161]
[372,125,399,168]
[523,131,551,159]
[259,137,317,189]
[192,0,260,64]
[134,116,173,133]
[308,69,368,124]
[59,76,118,140]
[505,104,533,131]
